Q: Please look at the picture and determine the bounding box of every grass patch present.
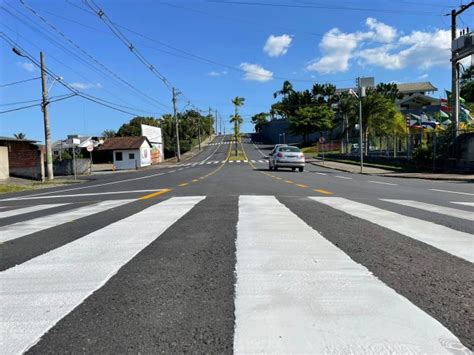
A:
[0,184,34,194]
[228,150,247,161]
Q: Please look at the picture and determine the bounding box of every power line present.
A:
[0,33,156,117]
[15,1,171,110]
[159,2,451,50]
[0,76,41,88]
[207,0,444,16]
[0,93,76,114]
[82,0,173,90]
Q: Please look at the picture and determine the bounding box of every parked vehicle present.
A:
[268,145,305,172]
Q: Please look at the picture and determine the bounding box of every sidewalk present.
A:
[308,159,474,182]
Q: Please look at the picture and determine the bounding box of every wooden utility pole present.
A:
[215,109,218,136]
[172,87,181,162]
[40,52,54,180]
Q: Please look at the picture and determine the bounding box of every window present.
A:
[115,151,123,161]
[279,147,300,152]
[129,153,135,159]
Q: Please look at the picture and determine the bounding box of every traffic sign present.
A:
[86,144,94,152]
[318,136,326,144]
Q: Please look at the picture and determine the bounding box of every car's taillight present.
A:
[277,153,283,158]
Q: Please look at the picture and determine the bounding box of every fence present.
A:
[313,130,474,171]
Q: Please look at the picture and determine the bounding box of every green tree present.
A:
[461,65,474,103]
[289,106,334,144]
[334,92,358,152]
[231,96,245,154]
[273,80,294,99]
[101,129,116,138]
[14,132,26,140]
[251,112,269,133]
[116,116,160,137]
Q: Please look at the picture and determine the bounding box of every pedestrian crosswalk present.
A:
[207,140,262,146]
[1,195,471,353]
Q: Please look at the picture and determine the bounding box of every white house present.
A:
[98,136,152,170]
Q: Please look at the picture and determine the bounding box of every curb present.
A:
[309,162,474,182]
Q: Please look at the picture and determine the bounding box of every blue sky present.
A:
[0,0,470,142]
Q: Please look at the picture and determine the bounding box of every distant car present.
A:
[269,146,305,172]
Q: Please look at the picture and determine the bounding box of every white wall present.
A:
[139,141,151,167]
[113,149,140,170]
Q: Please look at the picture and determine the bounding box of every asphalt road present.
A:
[1,135,473,354]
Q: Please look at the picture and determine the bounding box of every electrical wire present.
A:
[15,1,171,110]
[0,93,76,114]
[0,76,41,88]
[0,33,156,116]
[207,0,444,16]
[83,0,173,90]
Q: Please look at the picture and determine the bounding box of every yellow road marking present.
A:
[192,179,199,183]
[139,189,171,200]
[314,189,333,195]
[275,177,283,180]
[296,184,308,188]
[285,180,294,184]
[179,183,189,187]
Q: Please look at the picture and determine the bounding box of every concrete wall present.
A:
[7,144,44,181]
[0,146,9,180]
[53,159,91,176]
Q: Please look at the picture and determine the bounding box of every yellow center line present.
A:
[139,188,171,200]
[285,180,294,184]
[314,189,333,195]
[296,184,308,188]
[179,183,189,187]
[192,179,199,183]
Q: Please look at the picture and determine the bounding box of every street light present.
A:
[349,85,365,173]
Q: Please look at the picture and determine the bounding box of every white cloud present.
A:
[307,18,450,74]
[239,63,273,82]
[306,28,361,74]
[18,61,36,72]
[263,34,292,57]
[207,70,227,76]
[70,82,102,90]
[418,73,429,80]
[365,17,397,43]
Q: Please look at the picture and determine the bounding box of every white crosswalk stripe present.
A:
[234,195,467,354]
[1,195,471,353]
[382,199,474,221]
[451,201,474,207]
[0,204,68,219]
[0,200,133,243]
[310,197,473,263]
[0,196,205,355]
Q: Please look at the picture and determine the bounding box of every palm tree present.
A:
[231,96,245,155]
[273,80,294,99]
[14,132,26,140]
[335,93,358,154]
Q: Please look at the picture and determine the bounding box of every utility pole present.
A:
[172,87,181,162]
[209,107,213,137]
[450,2,474,138]
[215,109,218,136]
[197,114,201,150]
[40,52,54,181]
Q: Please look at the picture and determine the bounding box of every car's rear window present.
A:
[279,147,300,152]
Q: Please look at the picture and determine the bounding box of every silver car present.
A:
[268,146,305,172]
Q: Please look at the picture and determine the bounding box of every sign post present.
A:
[72,137,80,180]
[87,144,93,175]
[319,136,326,164]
